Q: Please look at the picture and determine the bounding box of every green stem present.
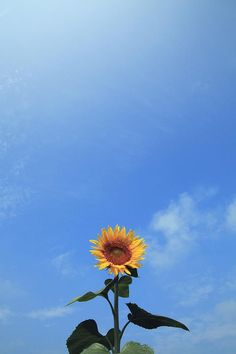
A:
[120,320,131,341]
[114,275,120,353]
[104,294,115,317]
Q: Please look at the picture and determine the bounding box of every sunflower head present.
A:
[90,225,147,276]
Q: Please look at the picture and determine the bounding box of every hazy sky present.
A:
[0,1,236,353]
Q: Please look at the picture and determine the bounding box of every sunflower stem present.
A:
[120,320,131,341]
[104,294,115,317]
[114,275,120,353]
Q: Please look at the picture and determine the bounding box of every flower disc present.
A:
[90,225,147,276]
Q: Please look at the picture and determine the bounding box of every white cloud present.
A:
[0,307,12,321]
[0,185,31,221]
[28,306,73,320]
[51,252,78,277]
[193,299,236,342]
[215,299,236,321]
[148,194,194,267]
[225,199,236,232]
[0,70,23,91]
[224,272,236,292]
[152,299,236,354]
[165,269,236,310]
[147,192,219,268]
[146,191,236,269]
[178,283,214,307]
[0,278,26,299]
[0,8,9,19]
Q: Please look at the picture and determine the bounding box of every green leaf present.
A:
[67,279,115,305]
[126,266,139,278]
[66,320,112,354]
[105,328,121,348]
[104,276,132,298]
[81,343,109,354]
[126,303,189,331]
[105,328,115,348]
[121,341,154,354]
[118,276,132,297]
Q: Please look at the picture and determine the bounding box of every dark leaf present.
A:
[126,303,189,331]
[126,266,139,278]
[104,276,132,298]
[104,278,113,287]
[66,320,112,354]
[105,328,122,349]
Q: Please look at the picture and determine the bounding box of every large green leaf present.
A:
[104,276,132,298]
[81,343,109,354]
[126,303,189,331]
[67,279,115,305]
[121,341,154,354]
[66,320,112,354]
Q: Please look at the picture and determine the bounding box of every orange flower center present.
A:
[103,242,131,265]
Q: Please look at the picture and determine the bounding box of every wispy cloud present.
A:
[51,252,78,277]
[192,299,236,342]
[0,70,23,91]
[224,272,236,292]
[147,192,217,268]
[0,6,10,19]
[164,267,236,310]
[152,298,236,354]
[177,279,214,307]
[0,307,13,321]
[146,190,235,269]
[0,185,31,221]
[28,306,73,320]
[0,277,26,300]
[225,199,236,232]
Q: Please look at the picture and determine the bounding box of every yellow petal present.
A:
[89,225,147,274]
[89,240,99,245]
[108,226,114,239]
[124,267,131,275]
[97,261,110,270]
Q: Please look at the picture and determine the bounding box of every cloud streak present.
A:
[0,307,12,321]
[152,298,236,354]
[225,199,236,232]
[51,252,78,277]
[0,278,26,300]
[0,184,31,221]
[146,191,236,269]
[28,306,73,320]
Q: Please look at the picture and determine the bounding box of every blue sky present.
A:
[0,1,236,353]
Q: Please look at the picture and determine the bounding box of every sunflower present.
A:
[90,225,147,276]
